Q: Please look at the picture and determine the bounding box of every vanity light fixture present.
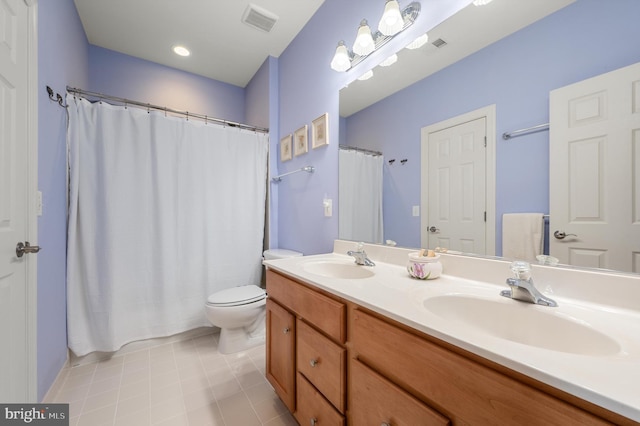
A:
[172,45,191,57]
[353,20,375,56]
[357,70,374,81]
[379,53,398,67]
[405,33,429,50]
[378,0,403,36]
[330,1,420,72]
[473,0,494,5]
[330,41,353,72]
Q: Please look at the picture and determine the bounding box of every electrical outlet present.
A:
[412,205,420,216]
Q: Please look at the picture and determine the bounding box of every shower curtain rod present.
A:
[66,86,269,134]
[339,145,383,156]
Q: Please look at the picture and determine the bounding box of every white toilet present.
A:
[205,249,302,354]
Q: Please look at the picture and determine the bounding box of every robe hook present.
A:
[47,86,66,108]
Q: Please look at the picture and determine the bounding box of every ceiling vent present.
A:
[242,4,279,33]
[432,38,448,48]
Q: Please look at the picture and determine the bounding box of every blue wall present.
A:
[37,0,89,401]
[88,46,246,123]
[276,0,470,255]
[344,0,640,252]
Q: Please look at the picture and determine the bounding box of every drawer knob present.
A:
[283,327,290,334]
[310,417,318,426]
[381,423,391,426]
[310,359,319,367]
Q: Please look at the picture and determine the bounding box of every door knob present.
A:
[553,230,577,240]
[428,226,439,233]
[16,242,41,258]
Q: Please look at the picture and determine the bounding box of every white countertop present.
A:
[263,241,640,422]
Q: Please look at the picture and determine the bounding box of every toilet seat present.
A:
[207,285,266,307]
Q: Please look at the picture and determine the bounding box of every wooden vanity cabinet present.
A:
[350,308,626,426]
[266,269,637,426]
[265,270,347,424]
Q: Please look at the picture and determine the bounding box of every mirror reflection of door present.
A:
[421,115,489,254]
[549,61,640,273]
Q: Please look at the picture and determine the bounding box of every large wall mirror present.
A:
[338,0,640,275]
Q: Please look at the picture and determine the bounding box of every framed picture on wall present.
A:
[294,125,308,157]
[280,134,292,162]
[312,113,329,149]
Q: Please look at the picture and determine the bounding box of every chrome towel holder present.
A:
[271,166,315,183]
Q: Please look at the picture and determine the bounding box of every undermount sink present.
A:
[423,295,621,356]
[302,260,375,279]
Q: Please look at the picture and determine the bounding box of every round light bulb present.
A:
[330,41,351,72]
[405,33,429,50]
[353,20,375,56]
[172,45,191,57]
[357,70,374,81]
[378,0,403,36]
[379,54,398,67]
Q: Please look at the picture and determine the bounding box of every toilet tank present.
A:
[263,249,303,260]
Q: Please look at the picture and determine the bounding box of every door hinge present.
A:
[484,136,487,147]
[484,211,487,222]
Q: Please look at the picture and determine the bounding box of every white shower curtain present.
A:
[338,148,384,244]
[66,95,268,356]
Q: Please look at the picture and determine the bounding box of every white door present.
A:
[0,0,37,401]
[550,61,640,273]
[421,117,487,254]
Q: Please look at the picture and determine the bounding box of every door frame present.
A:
[420,105,496,256]
[25,0,39,401]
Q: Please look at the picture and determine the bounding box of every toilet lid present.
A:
[207,285,266,307]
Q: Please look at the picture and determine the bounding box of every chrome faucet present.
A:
[347,243,375,266]
[500,261,557,307]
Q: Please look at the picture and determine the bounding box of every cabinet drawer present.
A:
[295,373,344,426]
[267,270,346,343]
[297,320,346,413]
[352,309,610,426]
[350,359,450,426]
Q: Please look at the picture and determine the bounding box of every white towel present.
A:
[502,213,544,262]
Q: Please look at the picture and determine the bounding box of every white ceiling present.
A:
[73,0,325,88]
[73,0,575,103]
[340,0,575,117]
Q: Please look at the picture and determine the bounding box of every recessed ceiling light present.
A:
[172,45,191,57]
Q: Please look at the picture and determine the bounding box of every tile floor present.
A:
[48,333,296,426]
